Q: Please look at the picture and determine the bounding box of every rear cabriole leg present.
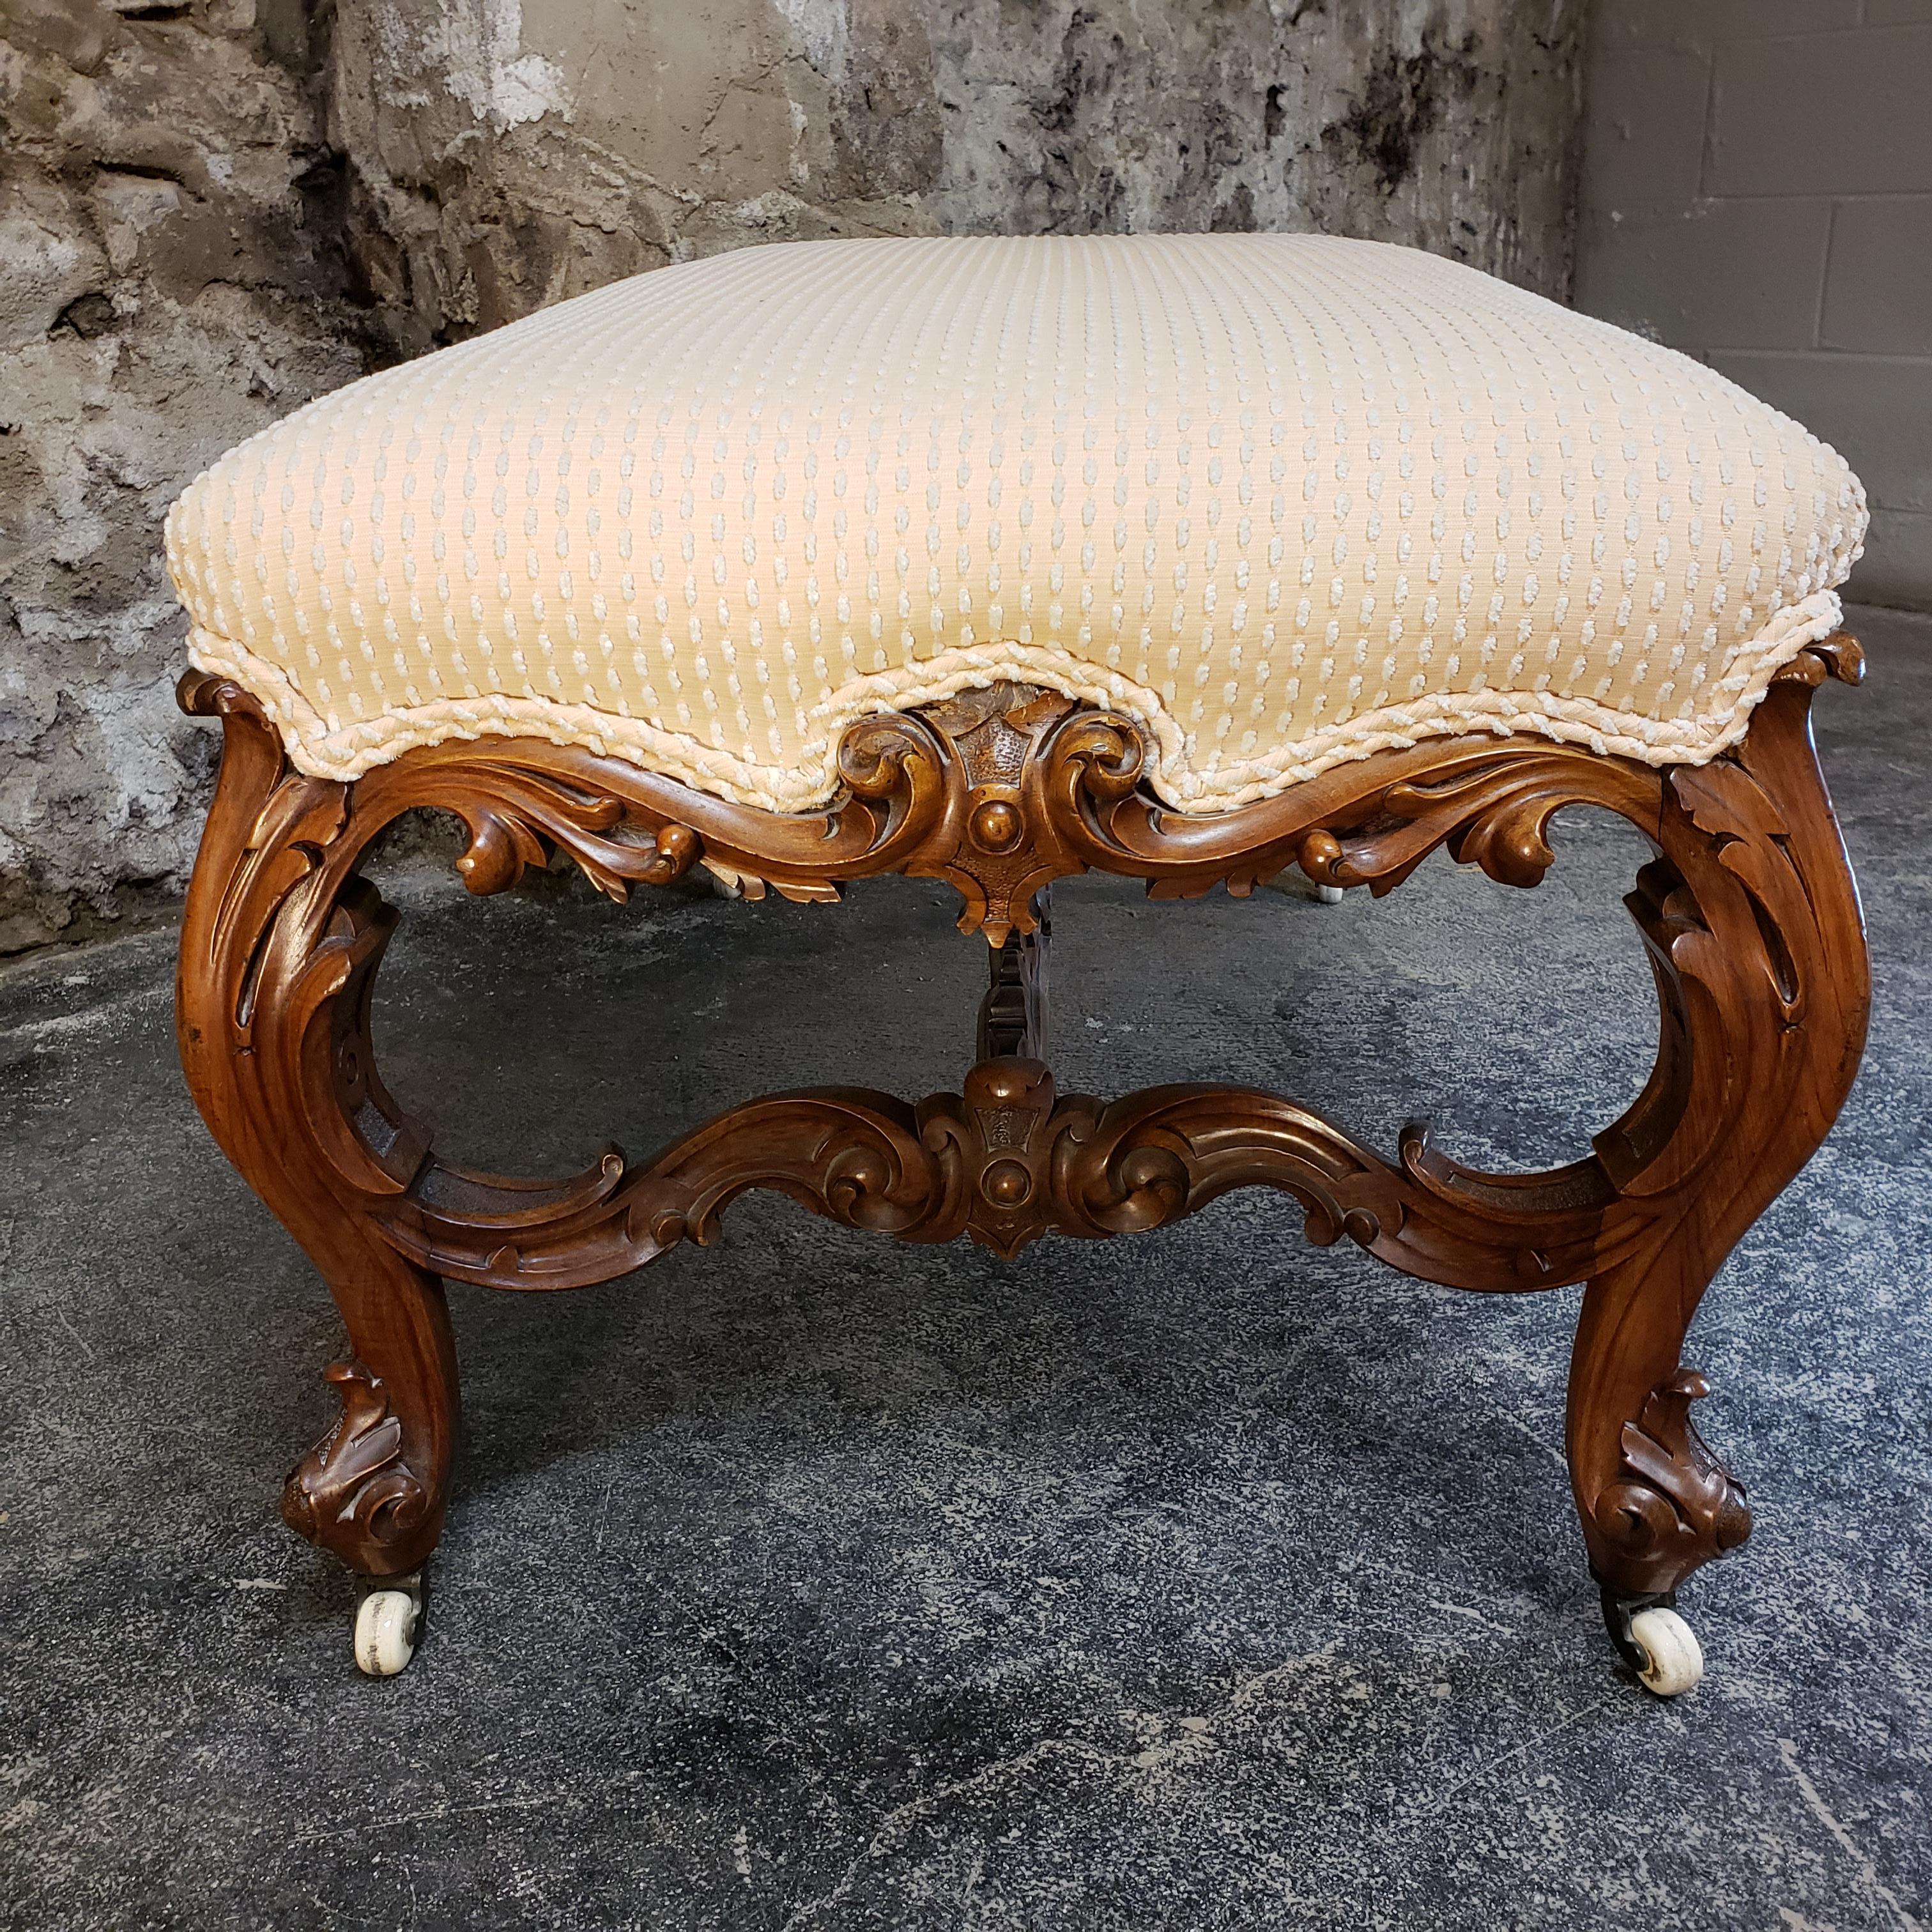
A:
[978,886,1051,1061]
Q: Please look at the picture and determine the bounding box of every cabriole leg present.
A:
[1567,650,1869,1692]
[176,677,456,1671]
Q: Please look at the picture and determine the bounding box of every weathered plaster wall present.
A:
[0,0,1586,953]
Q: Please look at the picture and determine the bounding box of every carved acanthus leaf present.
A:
[282,1357,434,1554]
[1591,1370,1753,1597]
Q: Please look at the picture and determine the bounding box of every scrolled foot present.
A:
[1586,1369,1752,1601]
[1601,1589,1705,1697]
[354,1571,424,1678]
[282,1355,448,1577]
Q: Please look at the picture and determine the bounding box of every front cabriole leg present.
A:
[1257,637,1868,1693]
[175,677,456,1673]
[1570,641,1869,1692]
[174,673,711,1674]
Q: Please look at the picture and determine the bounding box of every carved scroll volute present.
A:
[346,751,703,902]
[1294,752,1664,897]
[1032,705,1147,834]
[1591,1371,1752,1598]
[281,1357,435,1551]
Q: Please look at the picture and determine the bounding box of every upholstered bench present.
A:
[166,234,1869,1689]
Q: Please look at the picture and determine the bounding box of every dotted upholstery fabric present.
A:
[165,234,1866,813]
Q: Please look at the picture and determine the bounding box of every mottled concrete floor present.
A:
[4,608,1929,1931]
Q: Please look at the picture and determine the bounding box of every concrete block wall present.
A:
[1575,1,1932,610]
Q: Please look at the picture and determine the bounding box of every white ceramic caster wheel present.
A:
[354,1586,420,1678]
[1263,873,1346,906]
[1627,1605,1704,1697]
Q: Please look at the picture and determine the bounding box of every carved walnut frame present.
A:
[175,638,1869,1626]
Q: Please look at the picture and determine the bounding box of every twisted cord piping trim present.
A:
[187,588,1844,813]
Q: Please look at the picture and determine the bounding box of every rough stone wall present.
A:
[0,0,1586,954]
[1,0,364,952]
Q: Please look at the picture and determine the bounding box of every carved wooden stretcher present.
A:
[174,635,1869,1689]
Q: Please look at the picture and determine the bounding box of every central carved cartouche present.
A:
[953,1057,1058,1253]
[903,684,1082,941]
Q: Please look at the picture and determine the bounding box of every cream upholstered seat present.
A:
[165,234,1865,815]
